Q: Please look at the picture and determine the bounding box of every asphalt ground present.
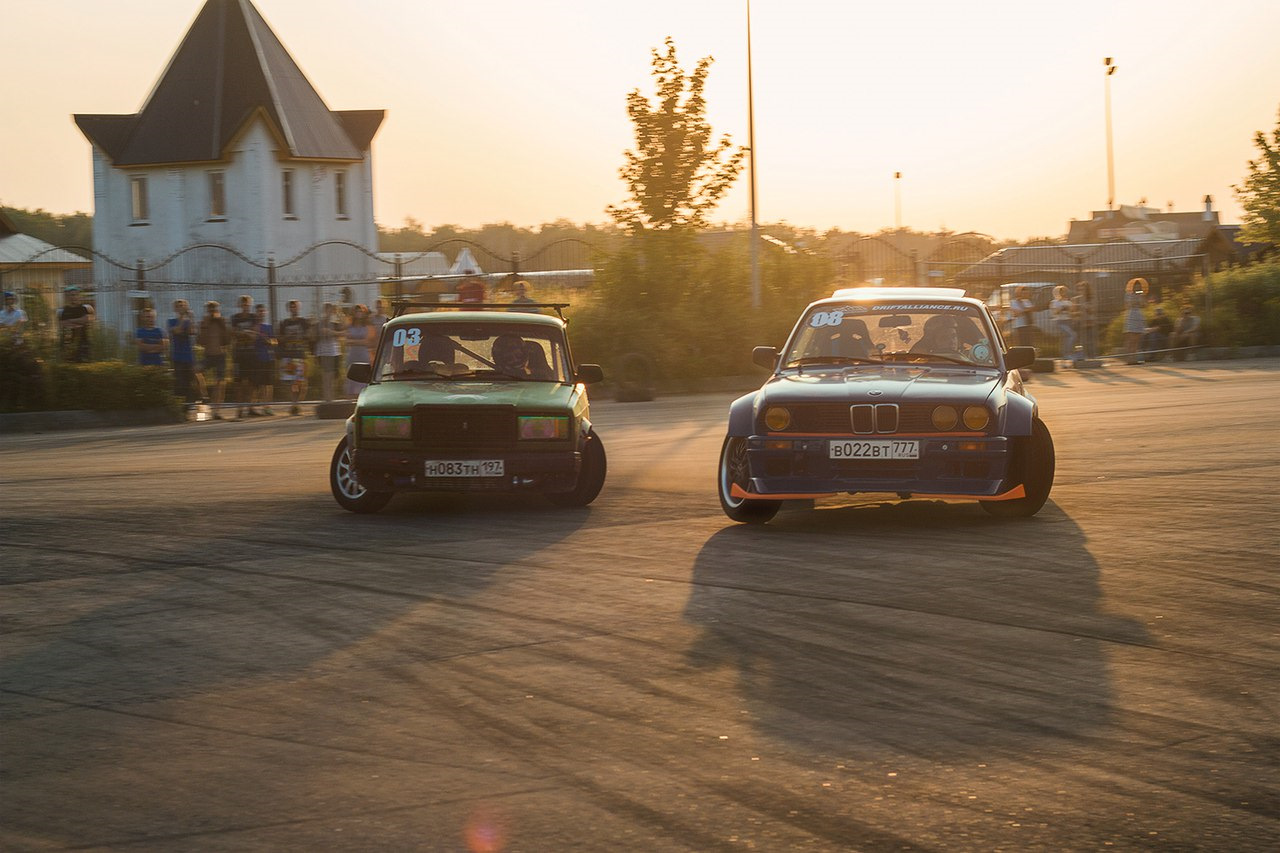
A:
[2,359,1278,851]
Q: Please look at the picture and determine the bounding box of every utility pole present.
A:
[1104,57,1117,209]
[747,0,760,309]
[894,171,902,229]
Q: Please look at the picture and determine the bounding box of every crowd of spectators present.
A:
[116,295,392,418]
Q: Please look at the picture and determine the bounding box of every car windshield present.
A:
[372,321,571,383]
[782,302,999,368]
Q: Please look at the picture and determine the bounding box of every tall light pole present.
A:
[894,171,902,229]
[747,0,760,308]
[1104,57,1117,210]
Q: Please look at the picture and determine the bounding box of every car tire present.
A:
[330,436,393,514]
[981,417,1054,518]
[546,430,607,507]
[718,436,781,524]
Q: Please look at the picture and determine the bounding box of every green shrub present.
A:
[1181,260,1280,347]
[45,360,184,416]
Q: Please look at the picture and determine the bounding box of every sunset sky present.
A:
[3,0,1278,241]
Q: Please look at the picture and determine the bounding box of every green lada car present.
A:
[330,304,605,513]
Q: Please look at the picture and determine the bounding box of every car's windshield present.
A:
[782,302,999,368]
[373,321,570,382]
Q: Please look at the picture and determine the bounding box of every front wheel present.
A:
[546,431,607,507]
[330,437,393,513]
[718,436,781,524]
[982,418,1055,518]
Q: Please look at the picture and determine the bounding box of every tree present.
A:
[0,207,93,255]
[1234,106,1280,246]
[607,38,746,233]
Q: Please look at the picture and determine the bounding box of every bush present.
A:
[1191,260,1280,347]
[44,360,184,416]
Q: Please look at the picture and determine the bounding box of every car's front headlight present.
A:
[360,414,412,440]
[518,415,570,440]
[962,406,990,431]
[931,405,958,430]
[764,406,791,431]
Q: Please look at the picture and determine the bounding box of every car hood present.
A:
[357,380,578,412]
[761,366,1002,405]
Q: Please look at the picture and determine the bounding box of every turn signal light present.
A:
[764,406,792,431]
[931,405,958,430]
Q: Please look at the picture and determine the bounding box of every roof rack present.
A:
[389,301,571,322]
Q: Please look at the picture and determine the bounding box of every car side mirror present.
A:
[574,364,604,385]
[752,346,779,370]
[347,362,372,384]
[1004,346,1036,371]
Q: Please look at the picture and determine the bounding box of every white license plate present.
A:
[829,440,919,460]
[424,460,505,477]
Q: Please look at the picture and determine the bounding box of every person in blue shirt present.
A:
[167,299,203,403]
[134,308,167,367]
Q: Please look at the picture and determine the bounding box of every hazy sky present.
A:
[3,0,1278,240]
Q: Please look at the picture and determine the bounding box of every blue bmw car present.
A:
[718,287,1054,523]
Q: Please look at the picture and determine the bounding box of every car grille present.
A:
[413,406,515,451]
[786,403,942,434]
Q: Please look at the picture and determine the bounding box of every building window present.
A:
[208,171,226,219]
[335,170,348,218]
[130,176,149,223]
[282,170,296,218]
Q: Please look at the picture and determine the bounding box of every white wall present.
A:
[90,117,379,331]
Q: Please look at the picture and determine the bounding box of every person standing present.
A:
[57,286,94,362]
[1123,278,1149,364]
[198,301,231,419]
[1010,285,1035,348]
[168,299,203,403]
[1073,281,1096,361]
[229,294,258,418]
[315,302,344,402]
[278,300,312,415]
[1050,285,1076,363]
[251,303,276,415]
[1172,304,1202,360]
[457,270,486,304]
[344,304,373,397]
[134,307,167,367]
[508,280,539,313]
[0,291,28,345]
[370,298,389,338]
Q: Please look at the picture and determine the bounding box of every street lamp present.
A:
[747,0,760,309]
[894,171,902,229]
[1104,57,1118,210]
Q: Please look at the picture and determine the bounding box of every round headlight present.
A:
[931,405,958,430]
[963,406,990,431]
[764,406,792,431]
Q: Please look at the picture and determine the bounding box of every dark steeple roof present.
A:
[75,0,382,166]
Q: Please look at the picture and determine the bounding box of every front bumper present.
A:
[734,435,1019,501]
[353,447,581,493]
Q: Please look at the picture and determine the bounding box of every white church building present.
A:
[75,0,384,330]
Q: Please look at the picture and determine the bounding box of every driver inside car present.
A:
[492,333,530,377]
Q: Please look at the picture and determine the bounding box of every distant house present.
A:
[0,210,92,323]
[958,198,1244,309]
[73,0,384,328]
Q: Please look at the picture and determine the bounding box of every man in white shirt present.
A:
[0,291,28,345]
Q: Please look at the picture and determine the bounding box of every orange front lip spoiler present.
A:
[730,484,1026,502]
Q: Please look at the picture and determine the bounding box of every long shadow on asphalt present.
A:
[0,492,594,711]
[683,499,1149,760]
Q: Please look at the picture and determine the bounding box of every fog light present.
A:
[764,439,793,450]
[931,405,958,430]
[764,406,791,431]
[957,440,985,451]
[963,406,990,431]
